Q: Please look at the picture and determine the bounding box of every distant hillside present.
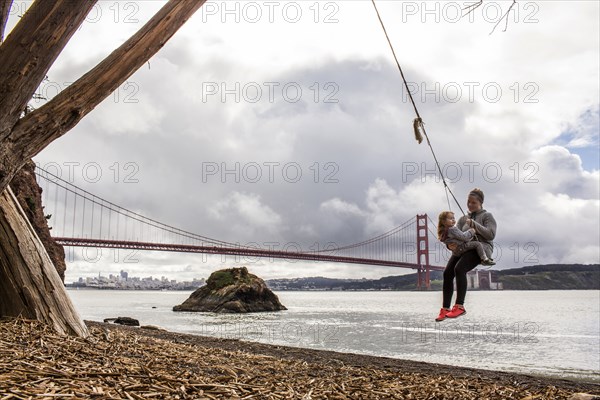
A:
[496,264,599,290]
[267,264,599,291]
[267,271,444,291]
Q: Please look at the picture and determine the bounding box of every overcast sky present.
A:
[7,1,599,282]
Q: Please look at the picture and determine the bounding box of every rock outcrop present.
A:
[104,317,140,326]
[173,267,286,313]
[10,160,67,281]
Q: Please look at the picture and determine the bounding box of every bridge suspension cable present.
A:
[35,166,251,248]
[35,165,437,268]
[314,216,415,253]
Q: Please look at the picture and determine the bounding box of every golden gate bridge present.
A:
[35,166,445,289]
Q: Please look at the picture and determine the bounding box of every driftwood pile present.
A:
[0,317,589,399]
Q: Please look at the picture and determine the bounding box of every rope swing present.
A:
[370,0,466,216]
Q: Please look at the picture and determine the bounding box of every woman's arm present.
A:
[457,215,468,230]
[472,212,497,241]
[447,226,474,242]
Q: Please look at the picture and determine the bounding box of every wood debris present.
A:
[0,317,596,399]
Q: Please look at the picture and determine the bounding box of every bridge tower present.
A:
[416,214,431,290]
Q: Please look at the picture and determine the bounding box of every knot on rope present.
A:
[413,117,424,144]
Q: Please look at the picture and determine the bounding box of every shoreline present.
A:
[91,321,600,395]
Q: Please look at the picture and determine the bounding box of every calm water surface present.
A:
[67,289,600,382]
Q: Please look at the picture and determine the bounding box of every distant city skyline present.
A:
[69,269,205,290]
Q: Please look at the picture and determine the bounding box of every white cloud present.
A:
[320,198,365,217]
[209,192,283,239]
[539,192,599,219]
[529,145,599,199]
[318,178,452,237]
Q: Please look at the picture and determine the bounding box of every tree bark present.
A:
[0,186,88,337]
[0,0,206,195]
[11,160,67,281]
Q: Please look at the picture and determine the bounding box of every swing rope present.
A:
[371,0,466,216]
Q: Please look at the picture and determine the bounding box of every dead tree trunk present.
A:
[0,0,206,336]
[0,186,88,336]
[12,160,68,281]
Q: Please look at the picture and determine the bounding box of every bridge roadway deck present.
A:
[53,237,445,271]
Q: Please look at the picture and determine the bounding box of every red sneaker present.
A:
[446,304,466,318]
[435,308,451,322]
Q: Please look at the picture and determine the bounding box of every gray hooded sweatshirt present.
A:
[456,209,497,258]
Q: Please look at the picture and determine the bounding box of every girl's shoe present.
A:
[481,258,496,266]
[435,308,451,322]
[446,304,466,318]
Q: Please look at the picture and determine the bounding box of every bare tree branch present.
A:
[490,0,517,35]
[461,0,518,34]
[0,1,98,142]
[0,0,12,42]
[462,0,483,18]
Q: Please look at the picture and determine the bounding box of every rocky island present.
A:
[173,267,287,313]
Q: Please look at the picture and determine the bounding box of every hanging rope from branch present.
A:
[370,0,466,216]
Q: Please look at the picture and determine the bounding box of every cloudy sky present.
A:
[7,0,599,282]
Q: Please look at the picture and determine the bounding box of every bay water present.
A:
[67,289,600,383]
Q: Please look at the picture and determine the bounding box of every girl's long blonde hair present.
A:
[437,211,454,241]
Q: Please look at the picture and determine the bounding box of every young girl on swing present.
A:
[437,210,495,267]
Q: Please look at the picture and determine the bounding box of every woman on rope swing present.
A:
[370,0,498,322]
[435,188,497,321]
